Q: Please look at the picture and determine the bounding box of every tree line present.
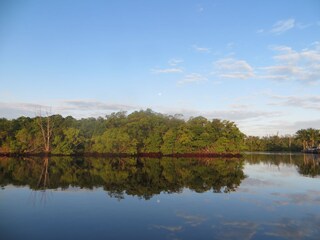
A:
[0,109,244,155]
[244,128,320,152]
[0,109,319,155]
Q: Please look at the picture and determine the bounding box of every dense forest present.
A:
[0,109,319,155]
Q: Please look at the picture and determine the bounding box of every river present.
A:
[0,153,319,239]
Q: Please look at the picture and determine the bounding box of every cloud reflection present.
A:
[272,190,320,205]
[152,225,183,232]
[176,212,207,227]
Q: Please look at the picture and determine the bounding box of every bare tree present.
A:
[36,109,54,154]
[37,156,50,189]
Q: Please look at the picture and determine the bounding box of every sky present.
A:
[0,0,320,136]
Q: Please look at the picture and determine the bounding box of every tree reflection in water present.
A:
[245,153,320,177]
[0,156,245,199]
[1,154,319,200]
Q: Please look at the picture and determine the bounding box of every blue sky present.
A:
[1,0,320,136]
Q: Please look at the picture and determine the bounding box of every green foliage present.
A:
[52,128,85,154]
[2,109,317,155]
[161,129,178,154]
[296,128,320,150]
[244,128,320,152]
[92,128,137,154]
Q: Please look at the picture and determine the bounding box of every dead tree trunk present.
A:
[37,156,50,189]
[36,111,53,154]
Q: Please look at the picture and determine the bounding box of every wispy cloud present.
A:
[213,58,255,79]
[259,19,317,34]
[0,100,280,123]
[0,100,139,119]
[0,102,50,119]
[178,73,207,84]
[259,44,320,83]
[269,95,320,111]
[243,118,320,136]
[296,22,313,29]
[270,18,295,34]
[193,44,210,53]
[151,68,183,74]
[157,106,280,121]
[61,100,136,111]
[168,58,184,66]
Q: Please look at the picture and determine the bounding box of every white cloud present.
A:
[178,73,207,84]
[290,119,320,131]
[193,45,210,53]
[242,118,320,136]
[213,58,255,79]
[271,46,300,63]
[0,102,53,119]
[156,106,280,122]
[0,100,138,119]
[229,104,251,110]
[260,44,320,83]
[204,43,319,84]
[269,95,320,111]
[151,68,183,74]
[2,101,278,122]
[168,58,184,66]
[260,19,318,35]
[61,100,136,111]
[270,18,295,34]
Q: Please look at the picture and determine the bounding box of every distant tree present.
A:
[295,128,320,150]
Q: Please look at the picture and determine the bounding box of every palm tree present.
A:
[306,128,320,148]
[296,128,320,150]
[295,129,309,150]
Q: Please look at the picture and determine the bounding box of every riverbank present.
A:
[0,152,242,158]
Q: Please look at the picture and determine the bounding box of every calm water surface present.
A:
[1,153,319,240]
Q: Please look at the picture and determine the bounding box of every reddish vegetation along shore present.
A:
[0,152,242,158]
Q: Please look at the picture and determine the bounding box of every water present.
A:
[1,153,319,240]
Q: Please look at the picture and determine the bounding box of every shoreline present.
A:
[0,152,242,158]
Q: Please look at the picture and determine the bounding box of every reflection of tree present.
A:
[245,153,320,178]
[0,156,246,199]
[37,156,49,189]
[297,154,320,177]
